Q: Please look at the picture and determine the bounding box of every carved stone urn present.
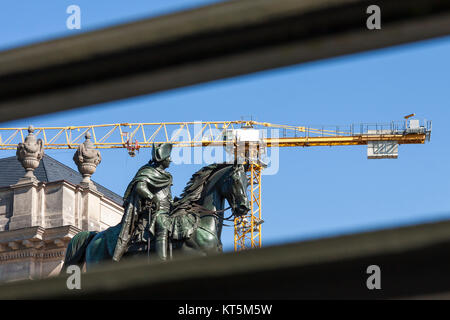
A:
[73,132,101,189]
[16,125,44,182]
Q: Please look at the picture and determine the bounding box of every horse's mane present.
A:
[171,163,232,215]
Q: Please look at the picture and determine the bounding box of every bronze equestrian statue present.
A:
[62,143,250,270]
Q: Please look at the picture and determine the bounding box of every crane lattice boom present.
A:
[0,120,431,149]
[0,119,431,251]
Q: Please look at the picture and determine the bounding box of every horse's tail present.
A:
[61,231,97,273]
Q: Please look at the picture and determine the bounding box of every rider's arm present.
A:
[135,181,154,201]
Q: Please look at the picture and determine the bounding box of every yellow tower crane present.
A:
[0,118,432,251]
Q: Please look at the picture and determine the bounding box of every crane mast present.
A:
[0,119,432,251]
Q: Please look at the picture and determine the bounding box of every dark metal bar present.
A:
[2,218,450,299]
[0,0,449,122]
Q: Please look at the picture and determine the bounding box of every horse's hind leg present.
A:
[85,232,110,271]
[61,231,96,274]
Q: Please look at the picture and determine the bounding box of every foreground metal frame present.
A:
[0,0,449,122]
[0,0,448,297]
[3,219,450,299]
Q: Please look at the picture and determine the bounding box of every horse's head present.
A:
[221,164,251,217]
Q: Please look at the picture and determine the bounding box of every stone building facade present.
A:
[0,155,123,282]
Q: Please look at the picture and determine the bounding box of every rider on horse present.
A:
[113,143,173,262]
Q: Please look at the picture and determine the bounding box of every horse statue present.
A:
[62,163,250,271]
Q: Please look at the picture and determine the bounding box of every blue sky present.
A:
[1,1,450,251]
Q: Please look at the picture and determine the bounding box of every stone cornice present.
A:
[42,225,81,241]
[0,179,123,207]
[0,226,45,243]
[0,247,66,262]
[0,225,81,253]
[8,180,40,190]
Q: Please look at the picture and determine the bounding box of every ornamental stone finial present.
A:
[73,131,101,189]
[16,125,44,182]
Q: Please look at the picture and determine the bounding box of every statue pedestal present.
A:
[80,180,97,191]
[8,180,40,230]
[16,175,38,185]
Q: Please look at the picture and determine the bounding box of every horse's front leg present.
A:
[194,228,221,255]
[177,237,207,257]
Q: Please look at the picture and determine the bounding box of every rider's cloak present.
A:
[112,162,172,262]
